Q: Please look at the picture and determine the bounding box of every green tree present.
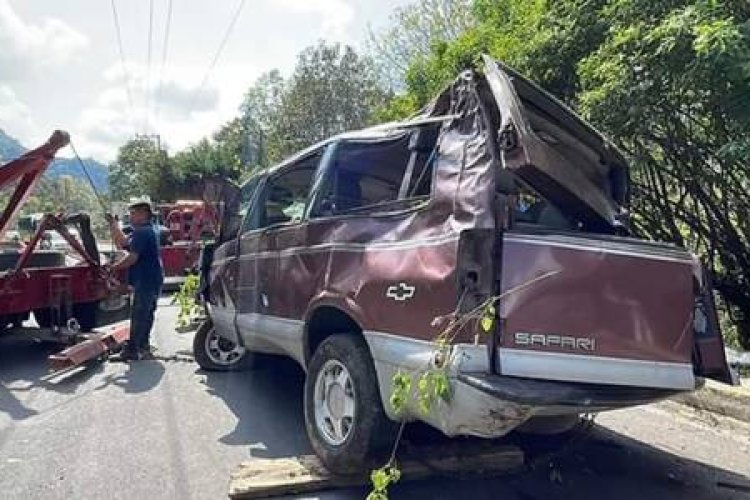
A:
[368,0,476,89]
[240,70,286,169]
[240,42,389,163]
[110,137,177,201]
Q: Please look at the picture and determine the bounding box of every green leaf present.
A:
[370,468,388,490]
[480,315,494,333]
[434,372,452,403]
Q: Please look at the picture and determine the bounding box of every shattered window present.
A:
[314,126,439,217]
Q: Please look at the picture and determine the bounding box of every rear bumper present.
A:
[457,372,682,409]
[365,332,697,439]
[497,348,696,391]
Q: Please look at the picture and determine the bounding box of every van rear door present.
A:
[482,55,628,233]
[483,56,736,386]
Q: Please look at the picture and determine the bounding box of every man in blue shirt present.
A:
[107,200,164,361]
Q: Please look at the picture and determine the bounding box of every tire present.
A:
[304,334,398,474]
[33,308,53,328]
[193,319,249,371]
[72,301,98,332]
[33,301,99,331]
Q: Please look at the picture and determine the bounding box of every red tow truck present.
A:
[158,200,218,278]
[0,131,130,371]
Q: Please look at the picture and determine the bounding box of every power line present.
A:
[154,0,174,133]
[188,0,246,115]
[110,0,137,134]
[145,0,155,133]
[69,141,108,215]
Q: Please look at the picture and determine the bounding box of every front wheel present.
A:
[304,334,397,474]
[193,319,248,371]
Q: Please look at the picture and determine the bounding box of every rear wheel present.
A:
[33,301,98,331]
[72,301,98,332]
[193,319,248,371]
[304,334,397,474]
[33,308,53,329]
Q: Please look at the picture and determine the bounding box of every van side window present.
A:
[254,152,321,230]
[315,125,439,217]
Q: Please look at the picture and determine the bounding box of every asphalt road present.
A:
[1,298,749,500]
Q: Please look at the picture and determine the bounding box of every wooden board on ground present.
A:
[228,442,524,499]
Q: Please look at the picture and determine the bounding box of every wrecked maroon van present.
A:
[194,56,736,473]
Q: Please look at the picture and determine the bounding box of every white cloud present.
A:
[274,0,355,39]
[0,84,38,145]
[0,0,89,80]
[72,62,261,162]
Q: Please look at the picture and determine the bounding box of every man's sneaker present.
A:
[139,349,156,360]
[110,350,140,362]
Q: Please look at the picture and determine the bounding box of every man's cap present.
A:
[128,197,153,212]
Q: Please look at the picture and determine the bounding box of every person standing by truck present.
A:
[106,200,164,361]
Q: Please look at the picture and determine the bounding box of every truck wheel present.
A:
[33,302,98,331]
[193,319,248,371]
[304,334,397,474]
[33,308,53,328]
[72,301,98,332]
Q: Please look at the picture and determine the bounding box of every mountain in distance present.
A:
[0,128,108,192]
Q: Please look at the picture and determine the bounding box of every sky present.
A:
[0,0,410,163]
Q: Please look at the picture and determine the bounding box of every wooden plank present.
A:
[229,443,524,499]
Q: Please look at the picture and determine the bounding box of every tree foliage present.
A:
[110,137,175,201]
[382,0,750,347]
[240,41,390,164]
[368,0,476,89]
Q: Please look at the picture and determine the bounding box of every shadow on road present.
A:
[0,334,105,421]
[93,361,165,393]
[199,354,313,459]
[0,333,164,422]
[197,351,750,499]
[346,423,750,500]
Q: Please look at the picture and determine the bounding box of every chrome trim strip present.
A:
[234,233,459,261]
[504,234,694,264]
[498,348,695,390]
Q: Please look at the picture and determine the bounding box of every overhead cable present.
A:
[154,0,174,132]
[110,0,137,134]
[188,0,247,115]
[145,0,155,133]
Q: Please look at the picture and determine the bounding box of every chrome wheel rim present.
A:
[313,359,356,446]
[204,327,245,365]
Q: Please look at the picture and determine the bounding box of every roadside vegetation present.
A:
[106,0,749,349]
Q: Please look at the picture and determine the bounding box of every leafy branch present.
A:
[171,274,203,328]
[368,269,560,498]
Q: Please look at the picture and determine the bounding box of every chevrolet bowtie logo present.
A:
[386,282,416,302]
